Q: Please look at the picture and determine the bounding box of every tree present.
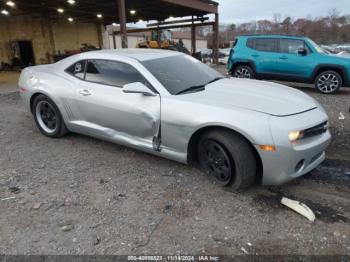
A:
[214,9,350,46]
[282,17,292,34]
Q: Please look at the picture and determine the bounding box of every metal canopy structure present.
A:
[2,0,219,62]
[6,0,218,24]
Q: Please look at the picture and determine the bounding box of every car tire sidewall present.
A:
[32,95,67,138]
[197,130,257,190]
[315,71,342,94]
[233,65,254,79]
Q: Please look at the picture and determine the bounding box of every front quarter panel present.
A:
[160,97,274,162]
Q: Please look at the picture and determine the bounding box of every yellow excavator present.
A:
[136,29,190,54]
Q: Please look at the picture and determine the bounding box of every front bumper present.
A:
[258,108,331,186]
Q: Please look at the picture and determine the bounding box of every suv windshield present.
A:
[308,39,326,54]
[142,55,223,95]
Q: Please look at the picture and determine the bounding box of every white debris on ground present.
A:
[281,197,316,222]
[339,112,346,120]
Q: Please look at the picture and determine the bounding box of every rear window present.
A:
[246,38,255,49]
[255,39,277,52]
[66,60,86,79]
[246,38,278,52]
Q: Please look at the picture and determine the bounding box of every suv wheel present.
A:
[232,65,254,79]
[315,71,342,94]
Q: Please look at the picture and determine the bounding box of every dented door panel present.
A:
[71,81,161,150]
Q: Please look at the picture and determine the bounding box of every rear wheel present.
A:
[197,130,257,190]
[232,65,254,79]
[315,71,342,94]
[32,95,68,138]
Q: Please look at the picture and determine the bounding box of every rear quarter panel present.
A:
[228,37,252,72]
[19,64,79,120]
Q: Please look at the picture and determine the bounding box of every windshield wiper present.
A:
[176,85,206,95]
[207,77,224,84]
[176,77,224,95]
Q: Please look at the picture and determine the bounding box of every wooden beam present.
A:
[161,0,218,14]
[212,12,219,64]
[96,23,103,48]
[147,17,209,27]
[113,21,215,34]
[112,32,117,49]
[46,16,56,63]
[117,0,128,48]
[191,16,196,53]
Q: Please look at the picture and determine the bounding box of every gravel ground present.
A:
[0,72,350,256]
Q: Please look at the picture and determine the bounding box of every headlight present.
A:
[288,130,303,142]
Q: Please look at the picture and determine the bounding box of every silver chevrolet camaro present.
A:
[19,49,331,190]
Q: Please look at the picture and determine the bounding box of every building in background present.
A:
[105,25,208,50]
[0,15,102,66]
[172,31,208,51]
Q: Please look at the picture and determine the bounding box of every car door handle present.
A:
[251,54,259,57]
[78,89,92,96]
[279,56,288,60]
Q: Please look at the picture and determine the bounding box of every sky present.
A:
[216,0,350,24]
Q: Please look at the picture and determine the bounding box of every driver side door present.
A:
[275,38,316,78]
[71,59,161,151]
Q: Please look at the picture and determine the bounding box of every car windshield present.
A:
[308,39,326,54]
[141,55,224,95]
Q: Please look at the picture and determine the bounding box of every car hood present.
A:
[323,54,350,63]
[179,78,317,117]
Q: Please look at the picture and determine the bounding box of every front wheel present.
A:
[315,71,342,94]
[232,65,254,79]
[197,130,257,190]
[32,95,68,138]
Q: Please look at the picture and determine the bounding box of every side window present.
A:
[280,39,305,54]
[254,38,277,52]
[85,59,149,88]
[246,38,255,49]
[66,60,86,79]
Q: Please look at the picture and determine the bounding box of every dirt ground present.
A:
[0,71,350,256]
[0,72,20,94]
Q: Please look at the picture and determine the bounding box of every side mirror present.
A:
[298,48,307,56]
[122,82,156,96]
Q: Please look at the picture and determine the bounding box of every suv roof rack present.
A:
[237,34,306,38]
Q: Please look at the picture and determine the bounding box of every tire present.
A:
[315,70,342,94]
[197,129,257,190]
[232,65,254,79]
[32,94,68,138]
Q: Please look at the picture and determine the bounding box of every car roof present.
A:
[237,34,309,40]
[79,48,182,62]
